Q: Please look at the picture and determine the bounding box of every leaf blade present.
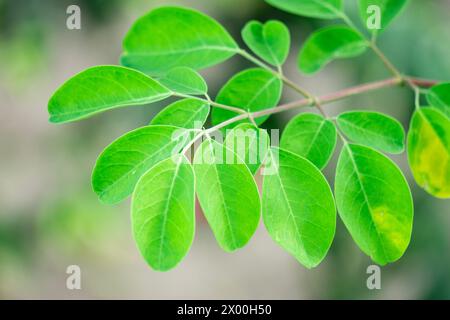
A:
[150,98,210,129]
[265,0,343,19]
[159,67,208,95]
[359,0,409,33]
[427,83,450,118]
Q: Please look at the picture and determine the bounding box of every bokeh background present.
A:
[0,0,449,299]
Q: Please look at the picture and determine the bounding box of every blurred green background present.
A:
[0,0,449,299]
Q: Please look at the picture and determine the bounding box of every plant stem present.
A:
[369,43,403,80]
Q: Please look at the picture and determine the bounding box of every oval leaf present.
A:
[242,20,290,66]
[212,68,282,128]
[408,108,450,199]
[150,98,210,129]
[131,155,195,271]
[92,125,191,204]
[280,113,337,169]
[159,67,208,95]
[359,0,409,33]
[121,6,238,76]
[427,83,450,118]
[298,26,368,74]
[262,147,336,268]
[265,0,343,19]
[337,110,405,154]
[335,143,414,265]
[193,139,261,252]
[224,123,270,175]
[48,66,172,123]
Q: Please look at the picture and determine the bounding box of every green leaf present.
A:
[131,155,195,271]
[159,67,208,95]
[48,66,172,123]
[335,143,413,265]
[92,125,191,204]
[280,113,337,169]
[262,147,336,268]
[337,110,405,154]
[359,0,409,33]
[265,0,343,19]
[407,108,450,199]
[150,98,209,129]
[212,68,282,128]
[121,6,238,76]
[193,139,261,252]
[427,83,450,118]
[298,26,368,74]
[242,20,290,66]
[224,123,270,175]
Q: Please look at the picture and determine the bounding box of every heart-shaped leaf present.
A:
[131,155,195,271]
[150,99,210,129]
[242,20,290,66]
[48,66,172,123]
[159,67,208,95]
[408,108,450,199]
[265,0,343,19]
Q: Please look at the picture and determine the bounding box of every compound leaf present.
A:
[159,67,208,95]
[427,83,450,118]
[48,66,172,123]
[150,98,209,129]
[92,125,191,204]
[265,0,343,19]
[408,108,450,199]
[359,0,409,33]
[335,143,413,265]
[242,20,290,66]
[262,147,336,268]
[193,139,261,252]
[224,123,270,175]
[337,110,405,154]
[298,26,368,74]
[131,155,195,271]
[280,113,337,169]
[212,68,282,128]
[121,6,238,76]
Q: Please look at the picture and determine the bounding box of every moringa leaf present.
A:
[337,110,405,154]
[280,113,337,169]
[224,123,270,175]
[262,147,336,269]
[359,0,409,33]
[407,108,450,199]
[298,26,368,74]
[242,20,290,66]
[48,66,172,123]
[131,155,195,271]
[335,143,413,265]
[212,68,282,129]
[121,6,238,76]
[150,98,210,129]
[427,83,450,118]
[159,67,208,95]
[193,139,261,252]
[265,0,343,19]
[92,125,191,204]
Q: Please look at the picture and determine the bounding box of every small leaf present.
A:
[298,26,368,74]
[242,20,290,66]
[212,68,282,128]
[262,147,336,268]
[408,108,450,199]
[359,0,409,33]
[121,6,238,76]
[224,123,270,175]
[337,110,405,154]
[48,66,172,123]
[131,155,195,271]
[159,67,208,95]
[280,113,337,169]
[427,83,450,118]
[265,0,343,19]
[92,125,191,204]
[335,143,413,265]
[193,139,261,252]
[150,98,210,129]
